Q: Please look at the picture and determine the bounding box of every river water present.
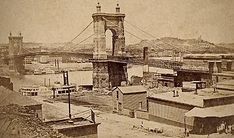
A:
[11,64,173,92]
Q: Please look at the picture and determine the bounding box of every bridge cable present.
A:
[70,21,93,42]
[58,21,93,51]
[124,19,192,55]
[21,47,33,54]
[103,17,171,53]
[124,19,156,39]
[102,17,176,69]
[103,17,172,68]
[73,33,95,47]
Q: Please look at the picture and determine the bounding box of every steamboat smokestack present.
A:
[143,47,149,72]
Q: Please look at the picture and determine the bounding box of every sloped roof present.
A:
[216,79,234,91]
[185,104,234,118]
[117,85,147,94]
[0,86,40,106]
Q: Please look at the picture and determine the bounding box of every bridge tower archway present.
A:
[92,3,128,90]
[92,3,125,59]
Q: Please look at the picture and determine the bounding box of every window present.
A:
[139,102,143,109]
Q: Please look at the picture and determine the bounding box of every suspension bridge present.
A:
[6,3,185,80]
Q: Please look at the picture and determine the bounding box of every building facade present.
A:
[112,85,147,117]
[147,89,234,134]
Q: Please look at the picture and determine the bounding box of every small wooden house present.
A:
[112,85,147,116]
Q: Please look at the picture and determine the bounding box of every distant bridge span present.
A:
[14,51,93,58]
[5,49,183,74]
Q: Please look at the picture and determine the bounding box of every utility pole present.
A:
[63,71,72,120]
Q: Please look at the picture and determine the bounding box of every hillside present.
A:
[216,43,234,51]
[1,37,233,56]
[126,37,233,57]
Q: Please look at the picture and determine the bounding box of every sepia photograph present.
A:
[0,0,234,137]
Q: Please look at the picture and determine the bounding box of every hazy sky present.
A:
[0,0,234,44]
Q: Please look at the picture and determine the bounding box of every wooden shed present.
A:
[147,89,234,134]
[112,85,147,116]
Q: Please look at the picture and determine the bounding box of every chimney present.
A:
[143,47,149,72]
[176,91,179,97]
[173,90,176,97]
[63,71,69,86]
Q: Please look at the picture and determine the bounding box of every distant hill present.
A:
[1,37,233,56]
[216,43,234,51]
[126,37,234,57]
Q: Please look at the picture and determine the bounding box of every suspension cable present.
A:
[70,21,93,42]
[73,33,95,47]
[125,19,156,39]
[124,19,192,54]
[102,17,164,51]
[103,17,175,68]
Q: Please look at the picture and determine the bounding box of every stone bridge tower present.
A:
[8,32,25,74]
[92,3,128,90]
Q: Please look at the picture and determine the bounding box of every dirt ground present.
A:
[32,93,234,138]
[32,93,185,138]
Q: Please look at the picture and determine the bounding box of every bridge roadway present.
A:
[5,51,184,74]
[12,51,93,59]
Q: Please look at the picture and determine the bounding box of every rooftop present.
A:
[185,103,234,118]
[184,53,234,60]
[213,71,234,77]
[0,86,40,106]
[45,117,99,130]
[51,120,95,130]
[148,88,234,107]
[116,85,147,94]
[216,79,234,91]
